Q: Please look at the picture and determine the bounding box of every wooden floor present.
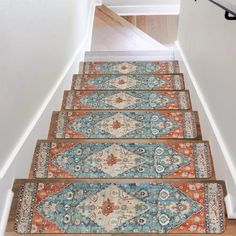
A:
[91,5,167,51]
[123,15,179,46]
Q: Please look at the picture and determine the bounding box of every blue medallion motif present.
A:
[36,183,203,233]
[51,143,192,178]
[78,91,176,110]
[69,112,180,138]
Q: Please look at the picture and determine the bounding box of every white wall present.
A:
[177,0,236,218]
[227,0,236,5]
[0,0,99,233]
[102,0,180,15]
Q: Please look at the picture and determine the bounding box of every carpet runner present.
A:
[14,181,225,234]
[33,140,212,179]
[73,74,185,90]
[63,90,191,110]
[50,111,200,139]
[7,59,226,235]
[83,61,180,74]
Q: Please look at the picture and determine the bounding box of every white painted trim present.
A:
[175,40,236,218]
[225,195,236,218]
[0,190,14,236]
[107,5,180,15]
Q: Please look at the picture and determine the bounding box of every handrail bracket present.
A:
[195,0,236,21]
[225,11,236,20]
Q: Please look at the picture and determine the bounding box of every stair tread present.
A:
[83,61,180,74]
[31,140,214,179]
[72,74,185,91]
[48,111,201,140]
[8,179,226,234]
[85,50,175,61]
[62,90,191,111]
[85,50,174,56]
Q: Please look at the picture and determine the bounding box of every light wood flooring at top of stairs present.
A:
[91,5,168,51]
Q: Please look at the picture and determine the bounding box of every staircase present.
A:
[6,59,228,235]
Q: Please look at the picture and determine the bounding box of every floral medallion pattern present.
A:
[33,141,212,179]
[53,111,198,139]
[64,91,191,110]
[74,74,185,91]
[83,61,180,75]
[15,182,225,234]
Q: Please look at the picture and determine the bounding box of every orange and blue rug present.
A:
[74,74,185,90]
[15,181,225,234]
[50,111,199,139]
[33,141,212,179]
[63,91,191,110]
[83,61,180,74]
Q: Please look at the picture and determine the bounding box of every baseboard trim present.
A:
[175,40,236,218]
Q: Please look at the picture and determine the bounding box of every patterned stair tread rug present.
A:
[83,61,180,74]
[73,74,185,91]
[63,91,191,110]
[50,111,200,139]
[13,181,225,234]
[33,141,213,179]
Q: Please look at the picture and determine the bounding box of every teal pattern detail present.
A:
[69,112,180,138]
[87,75,169,89]
[84,61,179,74]
[78,75,184,90]
[36,183,203,233]
[80,91,175,109]
[65,91,187,110]
[51,143,192,178]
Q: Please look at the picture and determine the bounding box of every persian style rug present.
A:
[50,111,199,139]
[63,91,191,110]
[83,61,180,75]
[73,74,185,91]
[14,181,225,234]
[33,141,212,179]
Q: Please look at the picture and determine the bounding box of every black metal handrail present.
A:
[195,0,236,20]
